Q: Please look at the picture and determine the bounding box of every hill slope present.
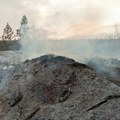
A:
[0,55,120,120]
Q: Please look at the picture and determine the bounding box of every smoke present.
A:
[20,0,105,39]
[20,27,120,61]
[13,0,120,83]
[46,1,104,38]
[20,27,72,60]
[19,28,120,83]
[15,0,120,64]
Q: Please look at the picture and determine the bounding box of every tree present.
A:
[2,23,14,41]
[114,23,120,39]
[20,15,29,38]
[16,29,22,39]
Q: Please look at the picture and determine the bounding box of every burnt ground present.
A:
[1,55,120,120]
[86,57,120,86]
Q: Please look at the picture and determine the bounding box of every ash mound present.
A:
[1,55,120,120]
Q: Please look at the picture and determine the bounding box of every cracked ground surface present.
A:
[0,55,120,120]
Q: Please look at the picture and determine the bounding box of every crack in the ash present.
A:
[87,94,120,111]
[25,107,40,120]
[10,93,23,107]
[17,104,40,120]
[9,93,40,120]
[17,104,26,120]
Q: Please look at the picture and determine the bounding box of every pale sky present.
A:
[0,0,120,39]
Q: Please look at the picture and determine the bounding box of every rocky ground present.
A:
[0,55,120,120]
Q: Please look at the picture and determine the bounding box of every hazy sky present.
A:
[0,0,120,38]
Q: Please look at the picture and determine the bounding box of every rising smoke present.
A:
[19,26,120,83]
[1,0,120,81]
[21,0,105,39]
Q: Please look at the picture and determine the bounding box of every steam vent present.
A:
[0,55,120,120]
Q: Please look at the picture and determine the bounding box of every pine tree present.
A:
[2,23,14,41]
[16,29,22,39]
[20,15,29,38]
